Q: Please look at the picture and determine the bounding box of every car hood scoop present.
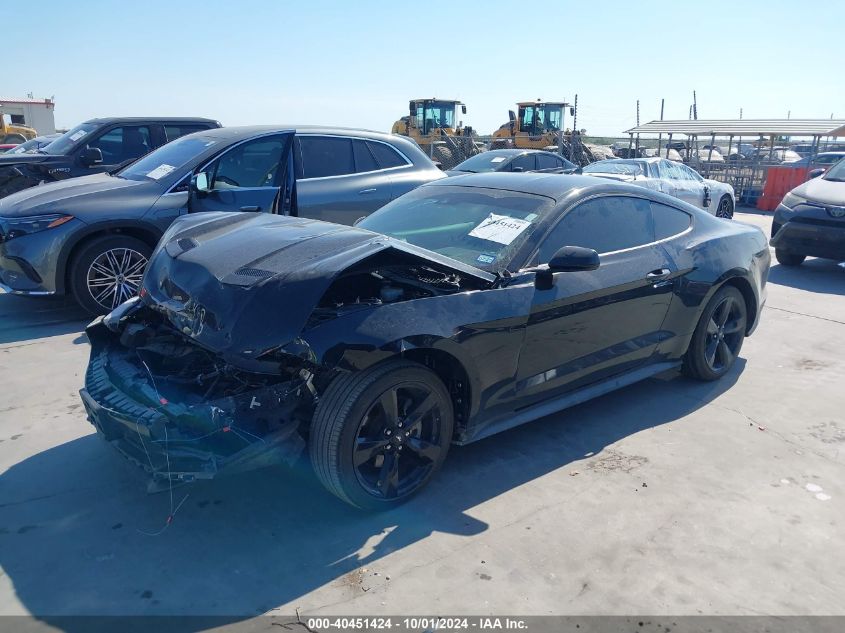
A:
[142,212,494,360]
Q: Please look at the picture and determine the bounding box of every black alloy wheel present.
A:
[683,285,747,381]
[716,195,734,219]
[310,360,453,510]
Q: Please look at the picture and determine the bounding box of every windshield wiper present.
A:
[824,177,844,182]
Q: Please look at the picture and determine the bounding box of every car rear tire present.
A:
[775,249,805,266]
[682,285,747,381]
[310,360,454,510]
[715,195,734,219]
[69,235,152,315]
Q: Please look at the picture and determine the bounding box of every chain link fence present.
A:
[412,130,842,204]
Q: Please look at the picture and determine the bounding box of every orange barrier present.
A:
[757,165,810,211]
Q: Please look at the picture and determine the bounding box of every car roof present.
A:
[426,172,657,203]
[178,125,410,145]
[82,117,221,125]
[594,156,662,164]
[465,149,554,159]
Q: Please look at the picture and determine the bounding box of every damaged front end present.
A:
[80,298,318,488]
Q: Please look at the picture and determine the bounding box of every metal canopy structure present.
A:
[620,119,845,205]
[625,119,845,137]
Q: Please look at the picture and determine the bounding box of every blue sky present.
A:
[4,0,843,136]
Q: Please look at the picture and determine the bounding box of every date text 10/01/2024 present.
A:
[306,617,529,630]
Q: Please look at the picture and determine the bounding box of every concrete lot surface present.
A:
[0,211,843,623]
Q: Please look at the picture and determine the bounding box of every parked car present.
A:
[79,172,769,509]
[644,147,684,162]
[744,147,802,164]
[4,133,62,155]
[693,148,725,164]
[447,149,576,176]
[0,117,221,199]
[782,151,845,174]
[771,157,845,266]
[581,158,736,218]
[0,126,443,313]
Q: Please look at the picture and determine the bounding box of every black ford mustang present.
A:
[80,173,770,509]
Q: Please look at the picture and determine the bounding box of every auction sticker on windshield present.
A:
[469,213,532,245]
[146,164,176,180]
[69,130,87,141]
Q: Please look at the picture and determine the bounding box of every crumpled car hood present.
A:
[141,212,495,360]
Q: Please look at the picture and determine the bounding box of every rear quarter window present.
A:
[651,202,691,240]
[367,141,408,169]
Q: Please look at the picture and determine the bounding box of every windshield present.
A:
[451,152,515,173]
[42,122,98,155]
[118,135,218,182]
[6,138,41,154]
[824,157,845,181]
[358,186,554,271]
[583,160,645,176]
[416,101,456,134]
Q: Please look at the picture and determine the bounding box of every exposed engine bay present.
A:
[308,256,488,325]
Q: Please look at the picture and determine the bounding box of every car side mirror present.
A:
[549,245,600,272]
[191,171,211,194]
[409,101,417,116]
[508,110,516,122]
[808,168,825,179]
[461,105,467,115]
[79,147,103,166]
[532,246,600,289]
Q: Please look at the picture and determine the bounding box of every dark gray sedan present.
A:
[0,126,443,313]
[446,149,577,176]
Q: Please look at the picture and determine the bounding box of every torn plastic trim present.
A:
[82,321,312,483]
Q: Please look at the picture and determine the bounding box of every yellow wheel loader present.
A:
[0,112,37,144]
[392,99,480,170]
[491,100,574,150]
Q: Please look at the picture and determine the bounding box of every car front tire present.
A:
[775,249,806,266]
[69,235,152,315]
[715,195,734,219]
[310,360,454,510]
[682,285,747,381]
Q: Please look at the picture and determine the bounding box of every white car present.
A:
[582,157,736,218]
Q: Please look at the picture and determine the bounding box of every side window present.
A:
[538,196,654,261]
[651,202,691,240]
[164,125,208,142]
[299,136,354,179]
[681,165,702,181]
[352,140,379,173]
[87,126,152,164]
[209,135,287,189]
[660,160,683,180]
[367,141,408,169]
[510,154,536,172]
[536,153,560,170]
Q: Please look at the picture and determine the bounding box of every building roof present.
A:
[625,119,845,137]
[0,97,54,106]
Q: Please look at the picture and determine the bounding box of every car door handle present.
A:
[358,188,377,194]
[239,205,260,212]
[646,268,672,279]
